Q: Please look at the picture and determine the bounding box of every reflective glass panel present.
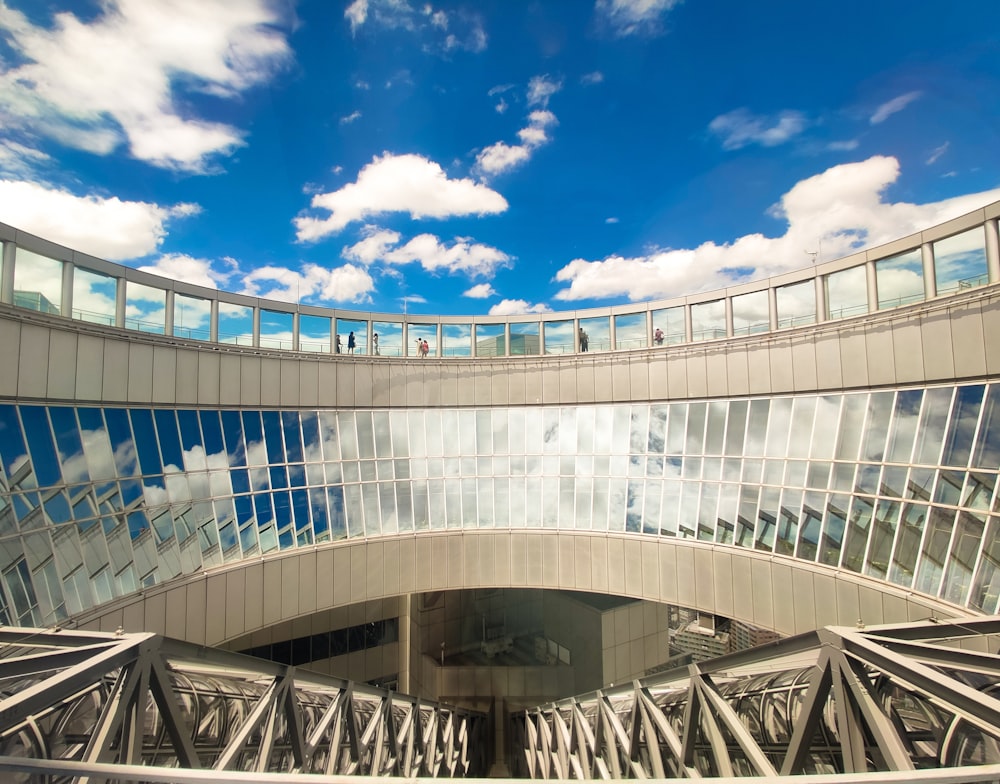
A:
[690,299,725,341]
[578,316,610,352]
[72,267,116,326]
[173,292,211,341]
[475,323,505,356]
[125,281,165,334]
[614,313,646,350]
[260,309,293,350]
[876,248,924,309]
[13,248,62,315]
[441,323,472,357]
[335,318,367,355]
[510,321,540,355]
[775,280,815,328]
[732,290,769,336]
[218,302,254,346]
[372,320,402,357]
[408,323,436,356]
[651,306,685,345]
[826,264,868,319]
[934,227,988,295]
[299,313,331,353]
[543,319,575,354]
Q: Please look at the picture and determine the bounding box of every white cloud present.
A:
[581,71,604,86]
[827,139,860,152]
[495,98,508,114]
[605,216,619,224]
[0,140,51,178]
[0,0,291,172]
[926,142,949,165]
[242,262,375,304]
[870,91,922,124]
[138,254,231,290]
[295,153,508,241]
[595,0,681,37]
[553,155,1000,303]
[0,179,197,260]
[488,299,552,316]
[708,108,808,150]
[340,110,362,125]
[343,229,511,277]
[346,0,486,53]
[527,75,562,108]
[463,283,496,298]
[475,106,559,177]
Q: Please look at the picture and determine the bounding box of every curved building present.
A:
[1,202,1000,776]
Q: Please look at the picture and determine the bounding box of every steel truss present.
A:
[0,626,488,779]
[512,617,1000,779]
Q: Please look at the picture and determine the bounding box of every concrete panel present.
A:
[769,340,794,394]
[686,353,708,398]
[0,317,20,397]
[666,355,687,399]
[648,356,668,398]
[186,578,208,645]
[174,349,198,405]
[591,534,609,592]
[711,550,735,618]
[47,329,78,399]
[559,533,576,587]
[260,358,281,405]
[474,364,492,406]
[612,358,631,401]
[641,539,659,598]
[508,366,527,405]
[165,585,187,639]
[950,305,988,379]
[725,346,749,397]
[299,360,319,407]
[982,299,1000,375]
[494,533,511,586]
[770,561,795,635]
[920,311,956,382]
[446,535,465,588]
[791,568,816,634]
[790,337,817,393]
[865,324,896,387]
[749,558,774,630]
[332,546,352,605]
[540,534,558,587]
[510,532,526,586]
[491,364,509,406]
[383,538,400,596]
[75,335,107,402]
[317,362,338,407]
[693,546,714,610]
[746,345,771,395]
[126,343,154,403]
[835,578,861,628]
[197,351,221,405]
[524,364,543,405]
[371,362,390,407]
[891,319,925,383]
[122,600,145,637]
[365,540,385,598]
[839,328,869,389]
[17,324,50,399]
[279,359,300,407]
[658,542,678,604]
[675,545,696,608]
[574,536,592,591]
[151,345,177,404]
[704,350,728,398]
[225,568,247,641]
[219,354,241,405]
[143,592,167,636]
[462,535,479,588]
[353,543,371,599]
[240,356,262,406]
[813,333,843,389]
[575,363,595,403]
[431,536,449,589]
[262,559,283,626]
[812,572,838,628]
[315,548,334,609]
[623,538,643,596]
[607,537,626,595]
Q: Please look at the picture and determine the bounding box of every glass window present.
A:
[335,318,367,355]
[826,265,868,320]
[511,321,540,355]
[372,320,402,357]
[876,249,924,309]
[299,314,331,353]
[218,302,254,346]
[173,292,211,340]
[913,387,954,465]
[942,385,985,468]
[732,291,769,336]
[690,299,725,341]
[891,503,927,586]
[124,281,165,334]
[441,323,471,357]
[974,385,1000,470]
[775,280,815,328]
[408,323,437,357]
[578,316,610,353]
[13,248,62,315]
[934,227,988,295]
[260,309,293,350]
[614,313,646,350]
[73,267,117,326]
[542,320,575,354]
[475,323,505,356]
[651,306,685,345]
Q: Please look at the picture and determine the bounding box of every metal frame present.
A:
[512,617,1000,779]
[0,626,488,777]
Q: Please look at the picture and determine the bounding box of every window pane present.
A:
[408,323,436,357]
[218,303,254,346]
[578,316,610,352]
[125,282,165,334]
[690,299,725,341]
[651,306,685,345]
[299,314,331,352]
[475,323,505,356]
[260,309,293,350]
[510,321,540,355]
[826,265,868,319]
[876,249,923,309]
[14,249,62,315]
[776,280,815,328]
[73,267,117,326]
[335,318,367,355]
[732,290,769,336]
[614,313,646,350]
[543,320,575,354]
[372,320,403,357]
[441,323,471,357]
[934,227,988,295]
[174,292,211,340]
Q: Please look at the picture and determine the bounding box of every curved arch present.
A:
[69,531,964,648]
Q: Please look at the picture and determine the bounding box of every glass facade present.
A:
[0,382,998,627]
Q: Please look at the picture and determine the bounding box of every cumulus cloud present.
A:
[138,254,233,290]
[345,0,486,53]
[294,153,508,241]
[527,75,562,108]
[463,283,496,298]
[0,0,291,172]
[242,262,375,304]
[553,155,1000,303]
[343,227,511,278]
[0,180,197,260]
[870,91,922,124]
[340,110,362,125]
[488,299,552,316]
[708,109,808,150]
[595,0,681,37]
[476,108,559,177]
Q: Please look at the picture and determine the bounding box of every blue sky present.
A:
[0,0,998,317]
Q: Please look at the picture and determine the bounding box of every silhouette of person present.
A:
[373,332,379,355]
[347,331,356,354]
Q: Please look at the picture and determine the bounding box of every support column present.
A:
[986,218,1000,283]
[921,241,937,300]
[865,260,878,313]
[609,316,616,351]
[814,273,827,323]
[437,322,443,357]
[767,287,778,331]
[210,299,219,343]
[252,305,261,348]
[115,277,127,328]
[60,259,73,319]
[292,312,300,351]
[164,290,175,335]
[0,241,15,304]
[684,305,693,342]
[724,296,734,337]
